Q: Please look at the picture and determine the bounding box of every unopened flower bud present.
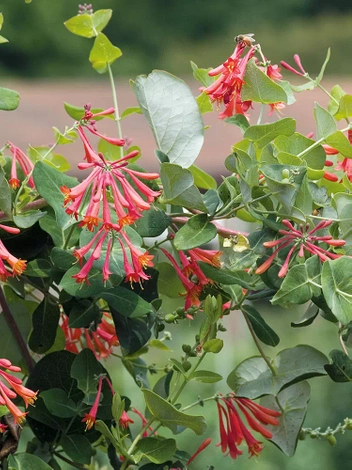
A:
[326,434,337,446]
[282,169,290,179]
[164,314,176,324]
[182,344,192,354]
[182,360,192,372]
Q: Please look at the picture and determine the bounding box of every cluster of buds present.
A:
[256,219,345,278]
[78,3,93,14]
[203,35,283,119]
[60,312,118,359]
[61,106,160,285]
[161,247,222,310]
[0,359,37,427]
[216,393,280,459]
[0,224,26,281]
[6,142,35,190]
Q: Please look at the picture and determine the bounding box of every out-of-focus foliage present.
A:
[1,0,352,77]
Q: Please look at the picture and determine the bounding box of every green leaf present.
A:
[64,10,112,38]
[64,102,113,121]
[61,434,93,465]
[324,349,352,382]
[41,388,78,418]
[333,193,352,245]
[196,91,213,114]
[8,453,52,470]
[189,165,217,190]
[192,370,223,383]
[274,133,326,170]
[142,389,206,435]
[314,102,337,139]
[334,94,352,121]
[121,106,142,119]
[272,256,322,306]
[190,61,215,87]
[69,299,100,328]
[198,262,255,289]
[242,304,280,347]
[173,214,217,250]
[50,247,76,271]
[241,59,287,104]
[33,161,77,230]
[321,257,352,325]
[244,118,296,149]
[328,85,346,115]
[71,348,102,394]
[0,87,20,111]
[131,71,204,168]
[291,303,319,328]
[101,287,152,318]
[89,32,122,73]
[149,339,171,351]
[28,299,60,354]
[160,163,207,211]
[157,262,184,298]
[64,14,96,38]
[227,345,327,399]
[60,266,115,298]
[203,338,223,353]
[290,81,315,93]
[261,381,310,456]
[134,438,176,464]
[316,48,331,84]
[133,207,170,237]
[13,210,46,228]
[25,259,52,278]
[0,166,12,216]
[325,131,352,158]
[110,310,152,355]
[225,114,250,132]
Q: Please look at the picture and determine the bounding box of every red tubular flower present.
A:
[268,102,285,116]
[119,410,134,428]
[7,142,35,189]
[336,158,352,182]
[216,393,280,460]
[0,359,37,425]
[280,54,306,77]
[60,312,119,359]
[256,219,346,277]
[131,407,156,437]
[267,63,282,80]
[82,103,115,121]
[82,376,103,430]
[0,423,7,433]
[62,133,160,230]
[118,232,153,287]
[203,43,256,119]
[0,225,26,280]
[186,438,212,466]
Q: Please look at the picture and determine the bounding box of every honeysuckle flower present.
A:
[186,438,212,466]
[119,410,134,429]
[280,54,307,77]
[0,225,26,280]
[118,232,153,286]
[203,42,256,119]
[60,312,118,358]
[0,423,7,433]
[0,359,38,426]
[216,393,280,459]
[82,103,115,122]
[62,135,160,230]
[82,376,103,430]
[131,407,156,437]
[256,219,346,277]
[266,63,282,81]
[7,142,35,190]
[336,157,352,182]
[268,102,285,116]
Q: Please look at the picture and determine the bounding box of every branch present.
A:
[0,198,47,222]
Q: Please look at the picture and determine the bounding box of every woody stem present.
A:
[0,285,34,372]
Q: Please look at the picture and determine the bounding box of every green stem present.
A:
[338,322,349,356]
[171,352,206,405]
[257,103,265,125]
[52,450,86,469]
[63,223,76,250]
[297,125,350,159]
[242,309,277,376]
[107,63,124,159]
[181,395,217,412]
[122,417,157,468]
[316,83,350,125]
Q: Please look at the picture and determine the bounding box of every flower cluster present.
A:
[256,219,345,278]
[322,131,352,183]
[216,393,281,459]
[203,37,283,119]
[161,247,222,310]
[7,142,35,190]
[60,312,119,359]
[61,106,160,285]
[0,224,26,280]
[0,358,37,426]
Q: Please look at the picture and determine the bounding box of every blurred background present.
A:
[1,1,352,468]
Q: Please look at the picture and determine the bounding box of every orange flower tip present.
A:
[12,259,27,276]
[60,185,71,195]
[0,423,7,433]
[9,178,20,189]
[15,412,28,426]
[82,414,95,431]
